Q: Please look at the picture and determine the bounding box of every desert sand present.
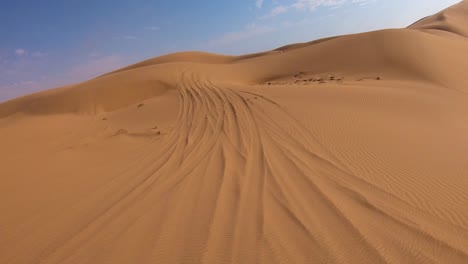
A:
[1,1,468,263]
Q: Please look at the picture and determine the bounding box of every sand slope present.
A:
[409,0,468,37]
[1,2,468,264]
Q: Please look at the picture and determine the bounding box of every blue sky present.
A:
[0,0,460,101]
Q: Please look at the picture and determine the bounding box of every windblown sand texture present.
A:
[1,1,468,263]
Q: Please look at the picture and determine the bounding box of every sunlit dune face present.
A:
[1,1,468,264]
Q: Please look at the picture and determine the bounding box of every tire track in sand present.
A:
[3,70,468,264]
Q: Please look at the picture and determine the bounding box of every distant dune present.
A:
[1,1,468,263]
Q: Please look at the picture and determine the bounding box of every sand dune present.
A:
[409,0,468,37]
[1,1,468,264]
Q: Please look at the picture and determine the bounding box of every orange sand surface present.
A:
[1,2,468,263]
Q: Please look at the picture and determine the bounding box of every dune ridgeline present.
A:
[1,1,468,263]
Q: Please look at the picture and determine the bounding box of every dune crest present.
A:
[1,2,468,264]
[409,0,468,37]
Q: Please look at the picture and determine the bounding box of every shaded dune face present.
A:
[1,2,468,264]
[408,0,468,38]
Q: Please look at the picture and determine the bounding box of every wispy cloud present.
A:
[261,5,289,18]
[0,54,127,102]
[0,80,42,102]
[13,49,47,58]
[15,49,27,56]
[144,26,160,31]
[88,52,100,58]
[31,51,47,58]
[256,0,264,8]
[351,0,374,6]
[0,48,52,100]
[209,23,276,47]
[69,55,126,80]
[292,0,347,10]
[263,0,371,18]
